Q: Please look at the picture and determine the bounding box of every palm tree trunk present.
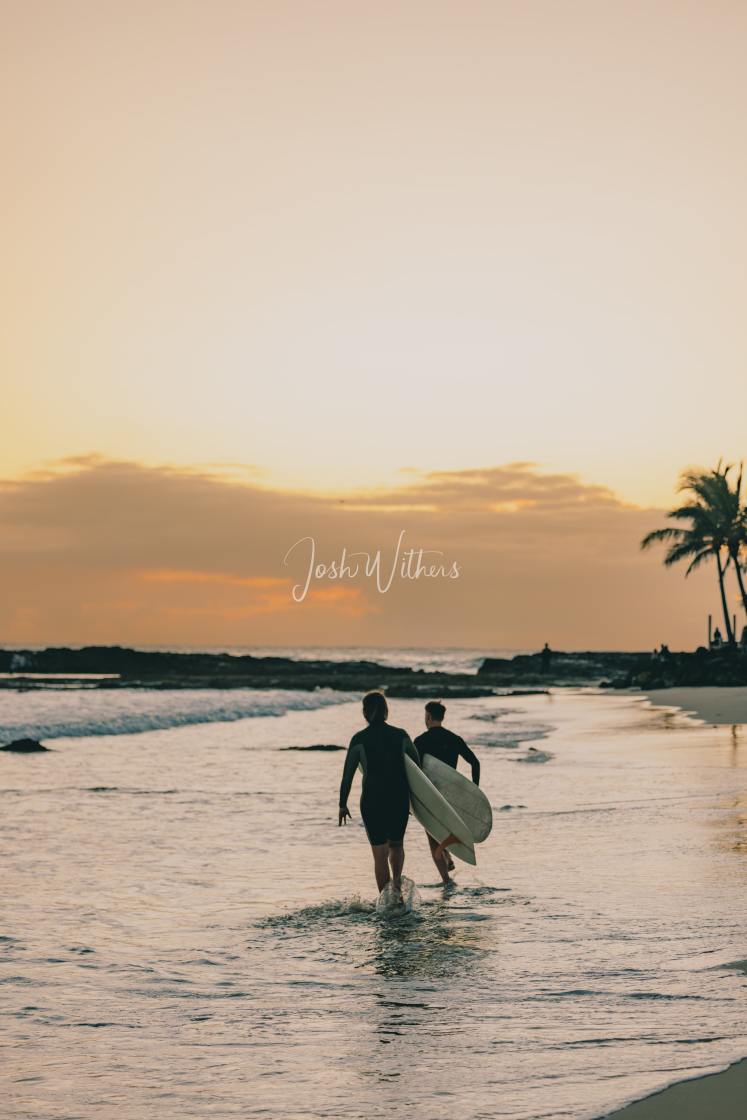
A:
[716,551,735,643]
[730,549,747,617]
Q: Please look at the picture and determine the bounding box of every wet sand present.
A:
[603,1058,747,1118]
[626,689,747,1114]
[4,686,746,1118]
[643,685,747,725]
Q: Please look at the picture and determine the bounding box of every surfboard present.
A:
[422,754,493,843]
[376,875,420,915]
[404,755,476,865]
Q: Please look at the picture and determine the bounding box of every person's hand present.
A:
[338,805,351,826]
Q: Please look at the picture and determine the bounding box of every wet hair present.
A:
[425,700,446,722]
[362,690,388,724]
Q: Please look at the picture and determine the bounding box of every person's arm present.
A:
[457,737,480,785]
[403,733,420,767]
[338,739,361,824]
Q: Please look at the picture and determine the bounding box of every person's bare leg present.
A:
[433,832,459,863]
[388,841,405,890]
[372,843,391,892]
[428,833,452,884]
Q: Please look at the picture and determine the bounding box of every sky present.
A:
[3,2,747,648]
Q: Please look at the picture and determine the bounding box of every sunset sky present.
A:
[3,2,747,649]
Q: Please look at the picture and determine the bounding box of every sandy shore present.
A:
[643,685,747,725]
[603,1058,747,1118]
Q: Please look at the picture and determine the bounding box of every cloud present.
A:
[0,456,723,648]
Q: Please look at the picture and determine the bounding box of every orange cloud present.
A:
[139,570,286,589]
[134,567,372,620]
[0,456,726,649]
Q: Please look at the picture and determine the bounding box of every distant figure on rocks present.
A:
[540,643,553,673]
[338,691,420,897]
[711,627,724,650]
[415,701,480,884]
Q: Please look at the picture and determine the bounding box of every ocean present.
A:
[1,649,746,1119]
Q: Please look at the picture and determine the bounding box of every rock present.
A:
[281,744,346,752]
[1,737,48,752]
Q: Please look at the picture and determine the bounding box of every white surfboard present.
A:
[376,876,420,915]
[404,755,476,865]
[422,754,493,843]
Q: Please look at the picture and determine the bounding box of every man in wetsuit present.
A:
[414,700,481,884]
[338,691,420,894]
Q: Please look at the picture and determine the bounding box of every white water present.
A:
[0,686,350,741]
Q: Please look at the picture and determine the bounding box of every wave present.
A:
[0,687,352,742]
[133,645,525,675]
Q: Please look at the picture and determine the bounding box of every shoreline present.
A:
[643,685,747,725]
[602,1057,747,1118]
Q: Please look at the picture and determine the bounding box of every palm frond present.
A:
[664,539,711,568]
[685,548,717,576]
[640,527,684,550]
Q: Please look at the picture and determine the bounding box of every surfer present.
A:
[338,691,420,894]
[415,700,481,883]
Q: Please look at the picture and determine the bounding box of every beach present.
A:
[604,1056,747,1118]
[643,685,747,727]
[611,685,747,1118]
[2,674,746,1119]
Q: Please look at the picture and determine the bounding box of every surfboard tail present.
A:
[404,755,476,864]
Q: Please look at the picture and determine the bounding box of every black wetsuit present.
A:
[414,726,480,785]
[339,722,419,846]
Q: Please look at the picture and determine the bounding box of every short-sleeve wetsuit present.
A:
[414,726,480,785]
[338,723,420,846]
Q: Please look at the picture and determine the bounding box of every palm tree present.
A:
[640,464,742,645]
[712,463,747,620]
[727,466,747,620]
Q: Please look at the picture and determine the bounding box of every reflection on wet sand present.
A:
[367,897,493,981]
[714,793,747,855]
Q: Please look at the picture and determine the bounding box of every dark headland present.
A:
[2,645,745,694]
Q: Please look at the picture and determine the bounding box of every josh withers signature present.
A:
[283,530,461,603]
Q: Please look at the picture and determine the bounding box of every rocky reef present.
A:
[0,645,494,697]
[479,648,747,689]
[477,650,653,686]
[1,645,744,695]
[627,647,747,690]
